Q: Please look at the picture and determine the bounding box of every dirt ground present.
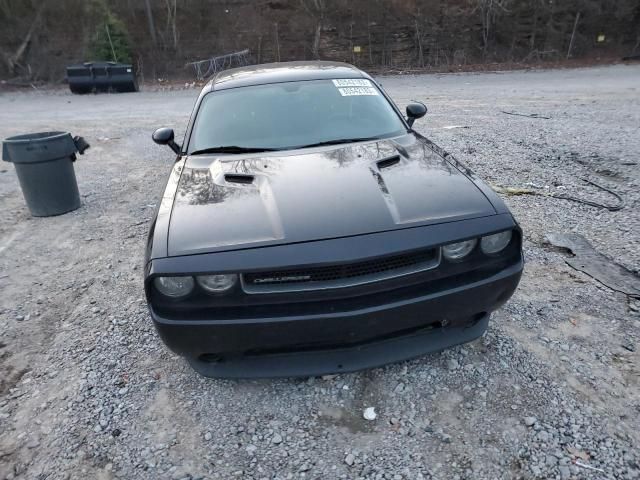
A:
[0,65,639,480]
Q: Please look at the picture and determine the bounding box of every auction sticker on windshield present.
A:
[332,78,379,96]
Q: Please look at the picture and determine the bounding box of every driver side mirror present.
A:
[152,127,181,154]
[406,103,428,127]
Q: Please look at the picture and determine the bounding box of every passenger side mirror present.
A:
[406,103,428,127]
[152,127,180,154]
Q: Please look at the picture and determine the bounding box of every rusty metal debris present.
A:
[545,233,640,298]
[500,110,551,119]
[492,178,624,211]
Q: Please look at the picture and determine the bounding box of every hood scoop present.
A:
[224,173,255,185]
[376,155,401,169]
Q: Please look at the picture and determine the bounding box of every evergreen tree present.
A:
[89,12,132,63]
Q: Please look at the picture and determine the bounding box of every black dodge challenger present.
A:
[146,61,523,378]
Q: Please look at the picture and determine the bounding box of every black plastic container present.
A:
[67,62,138,94]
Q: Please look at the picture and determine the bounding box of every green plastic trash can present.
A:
[2,132,89,217]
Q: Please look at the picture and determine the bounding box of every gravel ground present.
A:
[0,64,639,480]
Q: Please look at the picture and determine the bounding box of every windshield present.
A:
[188,79,406,153]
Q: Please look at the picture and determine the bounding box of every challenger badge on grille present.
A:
[253,275,312,284]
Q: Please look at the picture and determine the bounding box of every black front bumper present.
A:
[149,261,522,378]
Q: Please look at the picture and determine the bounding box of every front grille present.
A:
[241,247,440,294]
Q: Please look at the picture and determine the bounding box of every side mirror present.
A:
[406,103,428,127]
[152,127,180,154]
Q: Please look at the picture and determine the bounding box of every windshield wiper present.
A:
[190,146,280,155]
[190,137,383,155]
[296,137,383,149]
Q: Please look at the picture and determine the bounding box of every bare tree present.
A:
[301,0,326,59]
[0,0,46,76]
[144,0,158,47]
[274,22,280,62]
[566,11,581,59]
[164,0,178,50]
[473,0,511,56]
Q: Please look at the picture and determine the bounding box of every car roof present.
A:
[204,61,369,92]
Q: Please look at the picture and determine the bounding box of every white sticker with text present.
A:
[332,79,373,88]
[337,86,379,96]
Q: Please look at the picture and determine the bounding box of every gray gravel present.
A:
[1,64,639,480]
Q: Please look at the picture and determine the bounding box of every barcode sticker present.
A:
[337,86,379,96]
[332,79,373,87]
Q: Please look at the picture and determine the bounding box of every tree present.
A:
[0,0,46,76]
[89,11,132,63]
[163,0,178,51]
[473,0,511,57]
[301,0,327,58]
[144,0,158,47]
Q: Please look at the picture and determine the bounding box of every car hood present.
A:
[167,134,496,256]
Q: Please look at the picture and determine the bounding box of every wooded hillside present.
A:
[1,0,638,83]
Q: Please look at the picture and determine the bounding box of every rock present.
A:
[559,465,570,479]
[26,439,40,449]
[170,468,190,480]
[204,432,212,441]
[447,359,459,371]
[344,453,355,466]
[363,407,377,421]
[523,417,538,427]
[272,433,283,444]
[537,431,550,443]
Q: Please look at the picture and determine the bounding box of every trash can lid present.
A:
[2,131,78,164]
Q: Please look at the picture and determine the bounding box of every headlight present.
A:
[154,276,195,298]
[196,274,238,293]
[480,230,512,254]
[442,239,477,260]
